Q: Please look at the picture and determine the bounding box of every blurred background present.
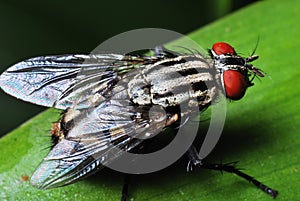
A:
[0,0,258,137]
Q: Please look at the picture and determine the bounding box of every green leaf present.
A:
[1,0,300,200]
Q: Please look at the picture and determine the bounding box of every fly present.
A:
[0,42,278,199]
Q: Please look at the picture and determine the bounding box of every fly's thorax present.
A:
[127,55,220,109]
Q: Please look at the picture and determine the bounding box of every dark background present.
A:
[0,0,257,137]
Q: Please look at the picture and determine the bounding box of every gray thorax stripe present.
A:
[128,55,219,108]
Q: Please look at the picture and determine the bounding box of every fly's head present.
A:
[210,42,264,100]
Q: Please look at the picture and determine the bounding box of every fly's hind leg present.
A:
[186,145,278,198]
[121,175,129,201]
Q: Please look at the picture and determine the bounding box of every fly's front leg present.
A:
[186,145,278,198]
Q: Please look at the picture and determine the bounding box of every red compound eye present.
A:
[223,70,248,100]
[212,42,236,55]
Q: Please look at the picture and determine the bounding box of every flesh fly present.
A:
[0,42,278,199]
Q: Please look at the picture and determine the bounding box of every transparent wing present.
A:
[30,89,173,189]
[0,54,147,109]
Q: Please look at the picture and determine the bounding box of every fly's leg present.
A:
[187,145,278,198]
[154,46,165,58]
[121,175,129,201]
[154,46,178,58]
